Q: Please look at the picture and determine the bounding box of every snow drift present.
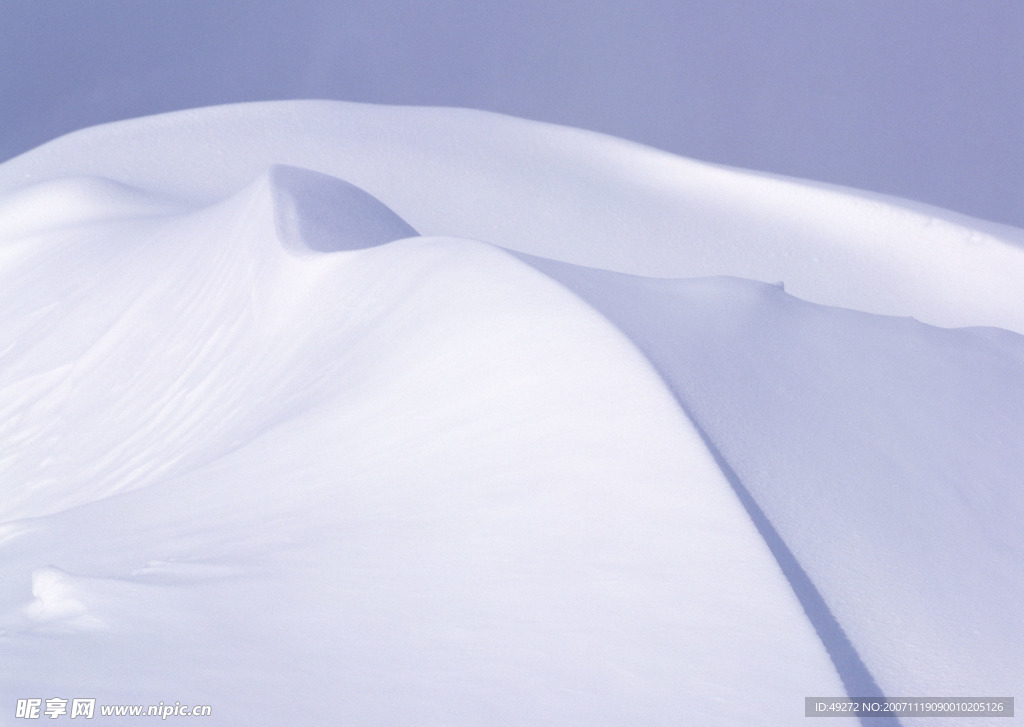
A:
[1,101,1021,725]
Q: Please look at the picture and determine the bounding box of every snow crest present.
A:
[268,164,418,253]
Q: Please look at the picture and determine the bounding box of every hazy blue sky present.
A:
[1,0,1021,226]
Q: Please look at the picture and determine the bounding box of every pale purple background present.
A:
[1,0,1021,227]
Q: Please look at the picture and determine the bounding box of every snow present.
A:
[1,101,1021,725]
[522,259,1024,706]
[3,101,1024,336]
[269,164,419,252]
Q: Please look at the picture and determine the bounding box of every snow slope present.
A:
[524,258,1024,707]
[2,101,1022,724]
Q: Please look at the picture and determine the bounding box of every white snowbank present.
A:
[1,154,841,724]
[3,100,1024,334]
[1,102,1021,724]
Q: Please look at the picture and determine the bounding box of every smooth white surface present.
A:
[3,101,1024,337]
[2,103,1021,724]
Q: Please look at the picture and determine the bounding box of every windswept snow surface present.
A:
[1,101,1022,725]
[523,258,1024,709]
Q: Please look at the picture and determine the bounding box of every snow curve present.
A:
[2,100,1024,333]
[523,256,1024,717]
[0,163,845,725]
[0,175,187,241]
[3,102,1022,724]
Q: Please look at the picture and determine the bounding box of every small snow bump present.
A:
[0,176,185,239]
[24,567,105,631]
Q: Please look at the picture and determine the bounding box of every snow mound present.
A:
[0,175,186,241]
[3,102,1023,724]
[0,163,844,723]
[269,164,418,253]
[0,166,411,520]
[23,567,106,632]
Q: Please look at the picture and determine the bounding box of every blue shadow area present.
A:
[686,417,900,727]
[517,253,901,726]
